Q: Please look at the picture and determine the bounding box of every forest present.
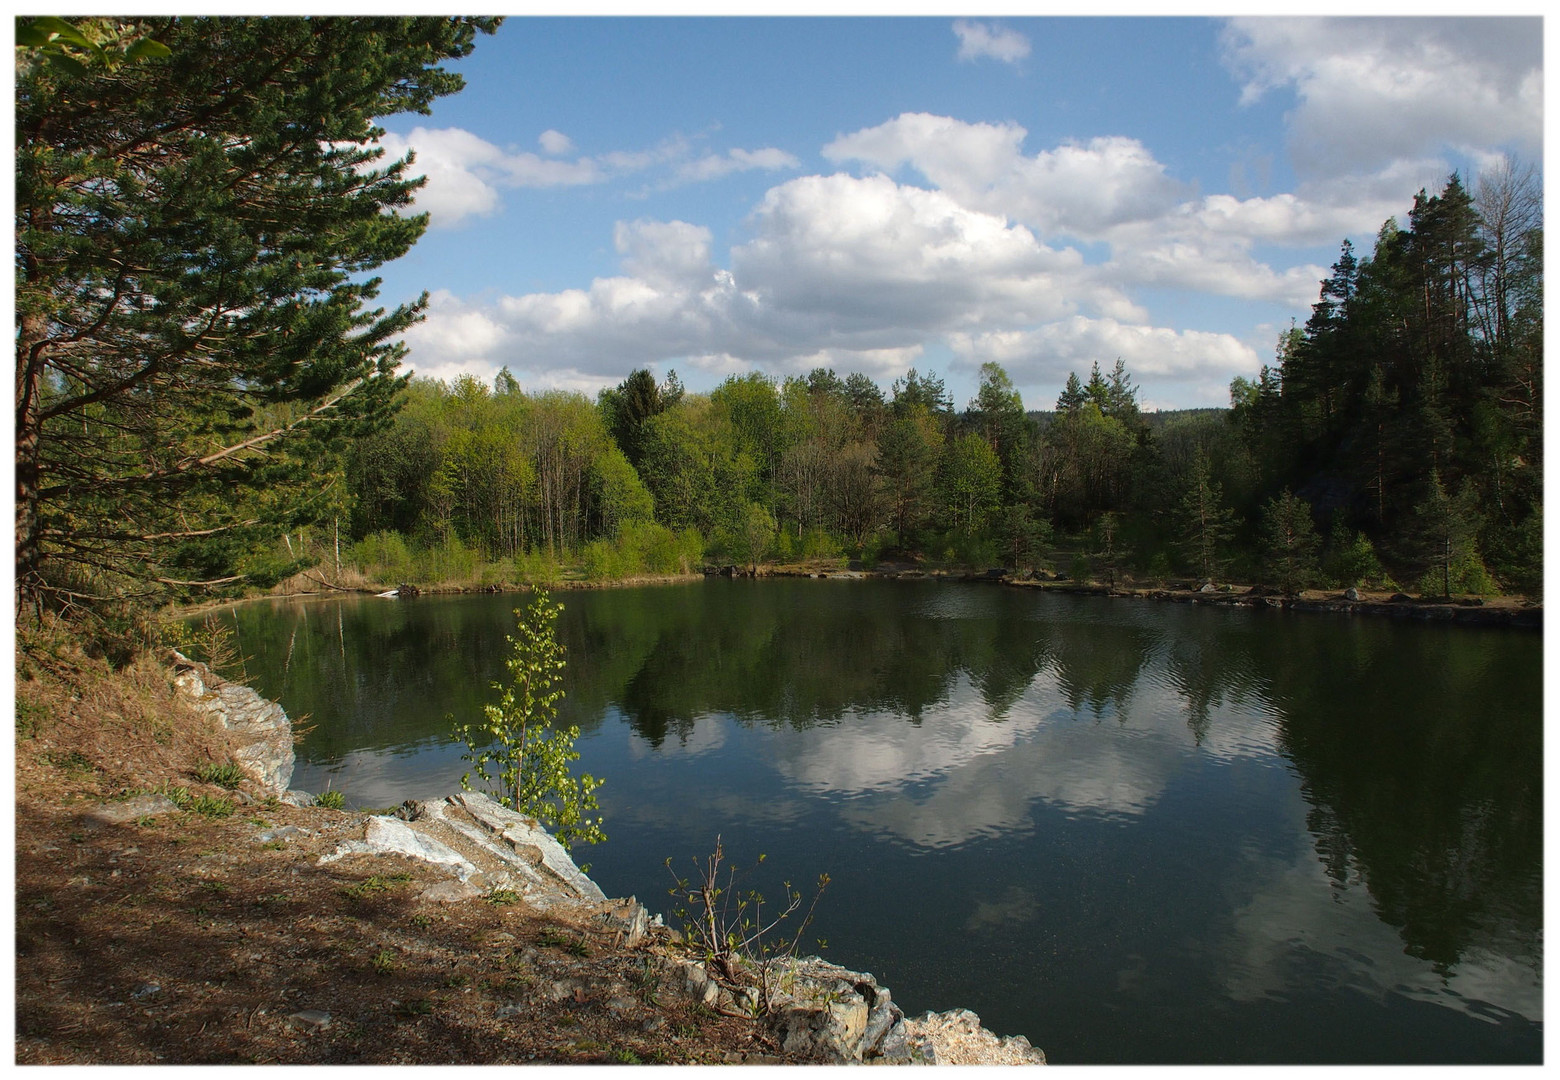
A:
[14,15,1542,650]
[331,170,1542,600]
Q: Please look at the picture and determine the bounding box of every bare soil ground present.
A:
[13,631,785,1065]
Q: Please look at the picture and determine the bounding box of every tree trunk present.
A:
[15,310,48,610]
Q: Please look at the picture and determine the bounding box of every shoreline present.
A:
[219,565,1541,631]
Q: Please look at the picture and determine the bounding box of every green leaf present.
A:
[124,38,172,60]
[15,23,56,47]
[23,17,98,50]
[45,52,90,77]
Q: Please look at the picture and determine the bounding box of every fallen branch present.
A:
[301,571,353,592]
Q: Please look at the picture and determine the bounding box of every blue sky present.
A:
[373,15,1544,412]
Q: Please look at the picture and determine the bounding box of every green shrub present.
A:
[416,533,478,584]
[1324,525,1391,589]
[773,527,796,562]
[1418,548,1499,597]
[801,528,843,562]
[581,540,618,581]
[513,547,561,585]
[454,589,604,849]
[479,556,514,587]
[1144,551,1174,582]
[350,531,413,582]
[854,530,887,568]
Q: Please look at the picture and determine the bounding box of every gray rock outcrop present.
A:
[892,1007,1047,1064]
[169,651,294,795]
[317,791,651,945]
[310,789,1043,1063]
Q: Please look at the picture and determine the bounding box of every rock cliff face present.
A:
[169,669,1044,1065]
[169,651,295,795]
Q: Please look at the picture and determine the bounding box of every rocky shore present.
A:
[271,563,1540,633]
[737,565,1541,630]
[165,653,1047,1065]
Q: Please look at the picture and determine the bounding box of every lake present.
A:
[213,579,1542,1064]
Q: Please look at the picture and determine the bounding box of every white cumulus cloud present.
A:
[825,113,1185,240]
[1221,17,1543,176]
[672,146,802,185]
[952,19,1031,65]
[394,161,1293,409]
[375,127,601,226]
[950,316,1262,412]
[613,218,714,289]
[538,129,574,155]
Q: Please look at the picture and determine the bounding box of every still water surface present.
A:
[217,580,1542,1064]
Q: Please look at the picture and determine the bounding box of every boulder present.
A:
[762,957,882,1062]
[445,792,606,902]
[733,955,1044,1065]
[893,1007,1047,1065]
[317,814,480,879]
[319,793,610,914]
[84,793,180,825]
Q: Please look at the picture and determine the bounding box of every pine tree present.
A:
[16,16,499,621]
[1175,452,1237,581]
[1409,471,1483,598]
[1260,489,1321,595]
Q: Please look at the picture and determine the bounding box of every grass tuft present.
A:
[192,761,245,789]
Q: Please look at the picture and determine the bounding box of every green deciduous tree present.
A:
[999,503,1051,571]
[592,446,656,537]
[15,15,498,621]
[454,589,605,849]
[1322,520,1390,590]
[939,432,1003,533]
[967,361,1032,502]
[738,501,777,571]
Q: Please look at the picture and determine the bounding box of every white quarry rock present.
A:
[170,651,295,795]
[448,791,606,901]
[756,956,896,1062]
[317,814,479,880]
[895,1007,1046,1065]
